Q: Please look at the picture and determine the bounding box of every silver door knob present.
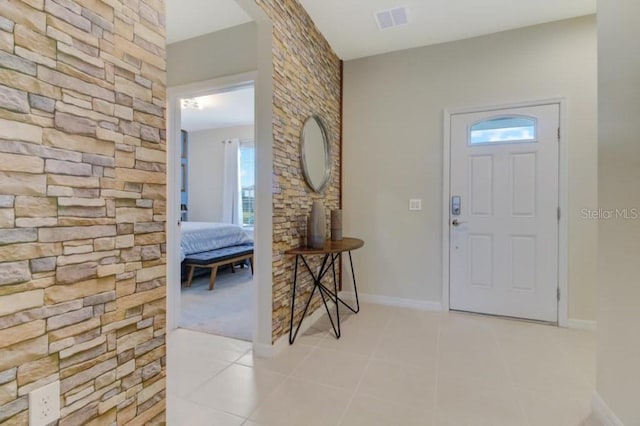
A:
[452,219,466,227]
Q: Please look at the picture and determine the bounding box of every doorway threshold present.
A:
[449,309,558,327]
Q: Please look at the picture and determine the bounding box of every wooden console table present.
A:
[285,237,364,344]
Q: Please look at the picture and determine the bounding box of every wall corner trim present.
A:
[592,392,625,426]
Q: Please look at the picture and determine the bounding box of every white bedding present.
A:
[181,222,253,261]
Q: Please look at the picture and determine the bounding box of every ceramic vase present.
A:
[308,200,326,248]
[331,209,342,241]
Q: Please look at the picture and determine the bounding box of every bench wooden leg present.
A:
[209,265,219,290]
[186,266,195,287]
[249,255,254,275]
[230,263,235,273]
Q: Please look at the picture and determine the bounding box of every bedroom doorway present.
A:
[167,75,258,342]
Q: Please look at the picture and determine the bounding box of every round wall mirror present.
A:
[301,115,331,192]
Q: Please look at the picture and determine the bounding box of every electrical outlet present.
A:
[409,198,422,211]
[29,381,60,426]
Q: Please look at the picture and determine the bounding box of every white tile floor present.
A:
[167,303,601,426]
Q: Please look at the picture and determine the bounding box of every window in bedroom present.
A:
[469,116,537,145]
[240,140,255,226]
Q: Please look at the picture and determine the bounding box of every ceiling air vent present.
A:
[375,6,409,30]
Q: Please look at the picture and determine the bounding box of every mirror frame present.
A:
[300,114,332,193]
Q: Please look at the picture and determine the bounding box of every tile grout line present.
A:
[335,307,395,426]
[240,308,352,423]
[286,344,320,379]
[431,312,443,425]
[489,321,531,426]
[179,360,234,402]
[237,371,289,424]
[173,359,251,424]
[177,342,252,402]
[168,306,596,425]
[241,333,320,423]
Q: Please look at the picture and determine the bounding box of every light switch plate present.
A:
[29,380,60,426]
[409,199,422,211]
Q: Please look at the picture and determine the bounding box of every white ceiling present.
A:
[298,0,597,60]
[166,0,251,44]
[166,0,596,59]
[180,86,254,132]
[167,0,596,131]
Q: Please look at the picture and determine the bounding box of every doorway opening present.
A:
[442,100,569,326]
[167,73,260,342]
[176,84,256,341]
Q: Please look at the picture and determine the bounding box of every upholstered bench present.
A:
[183,244,254,290]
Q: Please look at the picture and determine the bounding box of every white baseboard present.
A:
[253,301,334,358]
[568,319,597,331]
[340,291,442,312]
[592,392,624,426]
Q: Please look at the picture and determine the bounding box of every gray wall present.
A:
[596,0,640,423]
[343,16,597,320]
[167,23,257,87]
[188,125,254,222]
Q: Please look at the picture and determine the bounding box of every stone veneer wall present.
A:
[0,0,167,424]
[256,0,342,341]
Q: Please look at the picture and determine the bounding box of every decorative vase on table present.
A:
[331,209,342,241]
[307,200,326,249]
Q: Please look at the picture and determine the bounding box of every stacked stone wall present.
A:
[1,0,341,420]
[0,0,167,424]
[256,0,342,341]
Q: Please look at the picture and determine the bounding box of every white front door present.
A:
[449,104,559,322]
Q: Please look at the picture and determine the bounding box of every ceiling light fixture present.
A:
[375,6,410,30]
[181,98,203,110]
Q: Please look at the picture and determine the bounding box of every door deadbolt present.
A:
[451,196,461,216]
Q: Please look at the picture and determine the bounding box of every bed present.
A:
[180,221,253,262]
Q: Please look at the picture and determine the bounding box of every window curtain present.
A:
[222,139,242,225]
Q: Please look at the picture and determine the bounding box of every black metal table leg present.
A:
[288,243,363,344]
[290,253,340,343]
[348,251,360,313]
[316,252,360,315]
[289,255,300,344]
[305,254,341,338]
[331,252,340,337]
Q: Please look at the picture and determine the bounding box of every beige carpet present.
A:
[179,266,254,341]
